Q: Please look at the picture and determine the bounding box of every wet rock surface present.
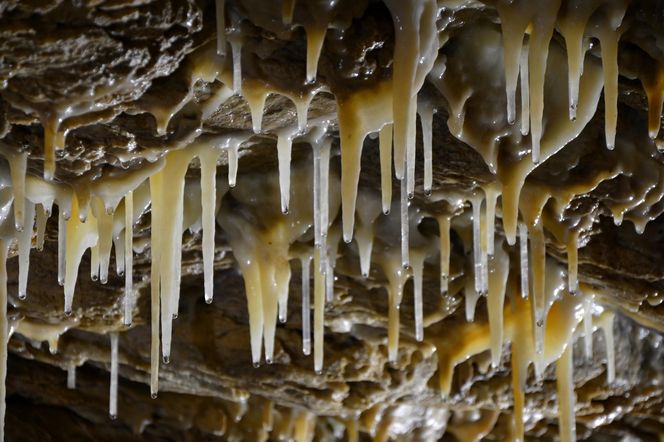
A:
[1,0,664,440]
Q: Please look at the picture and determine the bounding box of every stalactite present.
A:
[305,26,325,84]
[530,221,546,357]
[411,251,425,342]
[277,130,294,214]
[519,223,529,299]
[6,151,27,232]
[230,36,243,95]
[58,209,66,286]
[17,201,35,300]
[200,149,221,304]
[109,332,119,419]
[436,215,451,295]
[556,345,576,442]
[400,176,409,268]
[379,124,393,214]
[64,196,99,315]
[301,255,311,356]
[519,41,530,135]
[123,191,133,326]
[216,0,226,56]
[418,100,434,195]
[471,195,485,295]
[313,249,325,373]
[487,241,509,367]
[282,0,296,25]
[583,295,594,362]
[67,365,76,390]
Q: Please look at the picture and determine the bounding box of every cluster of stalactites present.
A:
[496,0,631,161]
[0,0,650,440]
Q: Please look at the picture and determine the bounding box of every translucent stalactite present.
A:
[411,252,425,342]
[400,176,409,268]
[529,221,546,356]
[325,261,334,303]
[484,185,499,256]
[471,195,484,295]
[487,242,509,367]
[17,201,35,300]
[567,232,579,295]
[216,0,226,56]
[600,312,616,384]
[230,37,243,94]
[355,190,381,278]
[114,234,125,277]
[319,139,331,244]
[436,215,451,295]
[227,143,239,188]
[313,145,322,247]
[313,249,325,373]
[123,191,134,326]
[519,41,530,135]
[58,209,66,286]
[418,100,434,195]
[464,268,481,323]
[379,124,393,214]
[41,115,65,181]
[67,365,76,390]
[583,295,593,361]
[301,255,311,356]
[519,223,529,299]
[109,332,119,419]
[277,131,293,214]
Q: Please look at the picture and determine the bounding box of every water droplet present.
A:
[205,298,213,305]
[252,362,260,368]
[162,355,170,364]
[109,414,117,420]
[151,393,158,399]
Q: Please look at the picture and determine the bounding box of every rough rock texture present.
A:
[1,0,664,441]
